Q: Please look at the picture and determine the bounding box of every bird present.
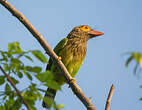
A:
[42,25,104,108]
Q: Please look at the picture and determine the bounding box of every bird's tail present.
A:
[42,88,57,109]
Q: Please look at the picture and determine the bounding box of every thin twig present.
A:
[0,66,31,110]
[0,0,96,110]
[105,84,115,110]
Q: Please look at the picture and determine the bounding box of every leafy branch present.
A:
[0,66,31,110]
[125,52,142,101]
[125,52,142,74]
[0,42,64,110]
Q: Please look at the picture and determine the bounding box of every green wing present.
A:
[54,38,68,54]
[46,38,68,70]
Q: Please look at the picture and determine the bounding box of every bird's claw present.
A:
[71,78,76,83]
[68,78,76,88]
[58,56,62,61]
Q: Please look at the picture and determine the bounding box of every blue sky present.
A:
[0,0,142,110]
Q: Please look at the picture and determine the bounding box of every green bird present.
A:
[42,25,104,108]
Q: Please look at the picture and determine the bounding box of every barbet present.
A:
[42,25,104,108]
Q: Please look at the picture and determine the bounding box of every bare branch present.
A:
[105,84,115,110]
[0,0,96,110]
[0,66,31,110]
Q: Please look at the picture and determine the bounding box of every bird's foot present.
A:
[71,78,76,83]
[57,56,62,61]
[68,78,76,88]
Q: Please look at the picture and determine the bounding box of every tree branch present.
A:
[0,66,31,110]
[105,84,115,110]
[0,0,96,110]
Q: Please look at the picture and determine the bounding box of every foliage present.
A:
[0,42,64,110]
[125,52,142,74]
[125,52,142,101]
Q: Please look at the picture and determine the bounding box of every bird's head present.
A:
[68,25,104,40]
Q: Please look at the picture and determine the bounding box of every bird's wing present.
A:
[46,38,68,70]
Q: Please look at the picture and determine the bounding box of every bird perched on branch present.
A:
[42,25,104,108]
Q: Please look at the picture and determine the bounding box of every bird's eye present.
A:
[80,26,91,32]
[84,26,88,29]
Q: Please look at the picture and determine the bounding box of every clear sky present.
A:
[0,0,142,110]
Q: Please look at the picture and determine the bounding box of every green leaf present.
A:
[132,52,141,62]
[0,76,5,85]
[25,66,42,73]
[133,63,139,74]
[125,55,133,67]
[11,58,21,64]
[35,71,53,82]
[4,98,16,109]
[25,66,33,72]
[29,83,36,91]
[5,83,11,93]
[10,58,22,71]
[31,50,47,63]
[126,52,142,73]
[0,51,8,62]
[8,42,23,54]
[3,63,9,72]
[53,102,64,110]
[9,91,15,99]
[0,106,5,110]
[25,72,32,80]
[36,91,42,100]
[10,77,19,84]
[32,66,42,73]
[23,91,38,109]
[5,51,12,57]
[8,43,14,52]
[3,95,7,100]
[56,104,64,109]
[24,55,33,62]
[17,71,23,78]
[12,98,22,110]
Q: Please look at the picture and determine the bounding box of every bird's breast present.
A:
[59,41,87,76]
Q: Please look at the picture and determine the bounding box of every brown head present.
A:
[67,25,104,41]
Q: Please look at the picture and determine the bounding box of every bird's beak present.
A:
[88,30,104,38]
